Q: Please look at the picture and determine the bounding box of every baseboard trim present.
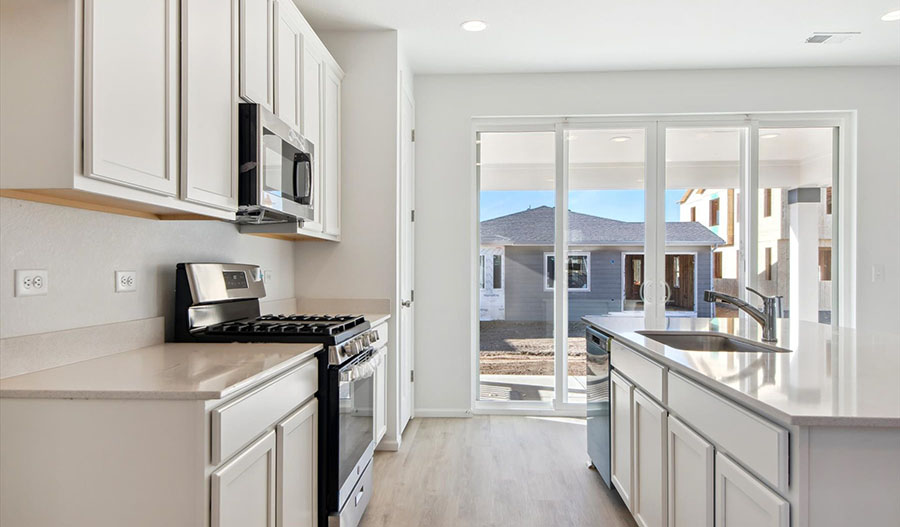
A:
[413,408,473,418]
[375,439,400,452]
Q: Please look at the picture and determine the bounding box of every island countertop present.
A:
[583,316,900,427]
[0,341,321,400]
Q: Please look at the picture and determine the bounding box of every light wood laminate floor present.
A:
[359,416,636,527]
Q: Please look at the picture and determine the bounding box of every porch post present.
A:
[788,188,821,322]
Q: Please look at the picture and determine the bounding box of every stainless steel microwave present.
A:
[237,103,314,224]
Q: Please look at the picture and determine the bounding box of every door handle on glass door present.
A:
[401,300,412,307]
[639,281,650,302]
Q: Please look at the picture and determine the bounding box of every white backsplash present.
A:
[0,197,296,340]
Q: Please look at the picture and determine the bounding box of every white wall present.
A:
[293,30,411,447]
[413,66,900,414]
[0,198,296,339]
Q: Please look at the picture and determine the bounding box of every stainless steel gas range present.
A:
[174,262,382,527]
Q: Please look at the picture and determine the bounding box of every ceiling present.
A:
[479,128,834,190]
[294,0,900,74]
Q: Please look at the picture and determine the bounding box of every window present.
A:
[479,256,485,289]
[765,247,773,281]
[545,252,590,291]
[819,247,832,281]
[690,207,697,222]
[826,187,832,215]
[492,255,502,289]
[709,198,720,226]
[713,252,723,279]
[764,188,772,217]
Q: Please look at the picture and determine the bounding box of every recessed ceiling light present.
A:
[610,136,631,143]
[882,10,900,21]
[761,133,780,139]
[461,20,487,32]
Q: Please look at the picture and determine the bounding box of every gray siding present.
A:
[504,246,623,322]
[504,246,716,321]
[696,248,713,317]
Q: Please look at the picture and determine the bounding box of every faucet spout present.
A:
[704,288,783,343]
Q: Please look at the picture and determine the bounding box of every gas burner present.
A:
[205,314,367,339]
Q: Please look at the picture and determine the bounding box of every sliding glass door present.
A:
[563,126,650,405]
[474,115,843,412]
[477,130,558,404]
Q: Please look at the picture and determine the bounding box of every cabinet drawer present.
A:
[212,359,317,465]
[611,340,665,402]
[668,372,788,493]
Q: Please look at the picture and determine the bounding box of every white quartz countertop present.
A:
[0,342,321,400]
[583,316,900,427]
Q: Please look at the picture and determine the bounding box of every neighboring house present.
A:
[679,186,833,322]
[479,206,724,321]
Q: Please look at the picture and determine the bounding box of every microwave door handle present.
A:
[292,153,312,202]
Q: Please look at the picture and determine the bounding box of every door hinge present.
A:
[411,129,416,142]
[410,290,415,302]
[411,209,415,222]
[410,370,415,383]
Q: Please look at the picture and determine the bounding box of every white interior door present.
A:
[398,85,415,431]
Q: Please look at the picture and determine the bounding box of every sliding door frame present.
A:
[471,111,854,415]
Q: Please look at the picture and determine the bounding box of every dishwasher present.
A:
[586,325,611,487]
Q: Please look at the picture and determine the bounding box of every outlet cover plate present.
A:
[15,269,48,297]
[115,271,137,293]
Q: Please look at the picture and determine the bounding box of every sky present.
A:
[480,189,687,222]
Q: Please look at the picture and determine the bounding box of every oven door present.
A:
[335,352,376,512]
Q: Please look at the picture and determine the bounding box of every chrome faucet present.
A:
[704,287,784,342]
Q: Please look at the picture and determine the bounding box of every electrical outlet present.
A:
[872,264,885,282]
[263,269,274,284]
[15,269,48,297]
[115,271,137,292]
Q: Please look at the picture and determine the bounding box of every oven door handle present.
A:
[339,348,385,382]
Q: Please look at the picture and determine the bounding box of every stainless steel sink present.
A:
[636,331,791,353]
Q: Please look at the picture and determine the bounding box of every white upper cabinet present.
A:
[84,0,177,196]
[322,65,342,236]
[239,0,274,109]
[273,0,302,132]
[300,41,324,233]
[181,0,239,211]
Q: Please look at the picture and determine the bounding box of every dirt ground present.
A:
[479,321,587,376]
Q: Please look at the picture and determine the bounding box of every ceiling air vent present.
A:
[805,32,860,44]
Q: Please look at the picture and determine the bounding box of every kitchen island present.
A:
[584,315,900,527]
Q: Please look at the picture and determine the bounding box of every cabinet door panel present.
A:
[633,388,667,527]
[85,0,177,195]
[181,0,238,210]
[300,43,323,232]
[273,0,301,131]
[715,452,789,527]
[212,430,276,527]
[668,415,713,527]
[277,399,317,527]
[239,0,273,108]
[322,66,341,236]
[610,370,634,510]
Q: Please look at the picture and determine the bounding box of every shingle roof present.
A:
[480,206,725,246]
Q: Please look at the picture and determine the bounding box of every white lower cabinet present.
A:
[611,370,634,510]
[212,430,277,527]
[276,399,318,527]
[632,388,667,527]
[715,453,789,527]
[668,415,714,527]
